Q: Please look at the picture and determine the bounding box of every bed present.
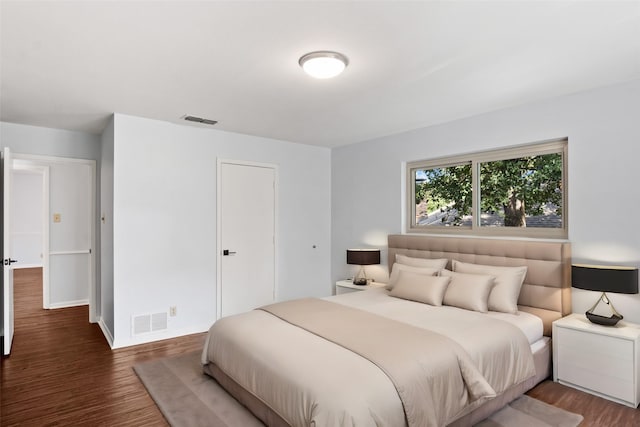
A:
[202,235,571,426]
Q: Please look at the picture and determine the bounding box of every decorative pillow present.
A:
[386,263,440,290]
[395,254,449,270]
[441,270,495,313]
[452,260,527,314]
[389,271,451,306]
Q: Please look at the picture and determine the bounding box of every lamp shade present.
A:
[346,249,380,266]
[572,264,638,294]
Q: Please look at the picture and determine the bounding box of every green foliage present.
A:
[414,154,562,227]
[415,164,472,224]
[480,154,562,217]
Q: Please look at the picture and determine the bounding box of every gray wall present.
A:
[332,79,640,323]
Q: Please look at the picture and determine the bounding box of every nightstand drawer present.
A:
[558,358,634,403]
[556,326,635,403]
[557,327,634,366]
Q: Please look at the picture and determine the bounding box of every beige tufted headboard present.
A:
[388,234,571,336]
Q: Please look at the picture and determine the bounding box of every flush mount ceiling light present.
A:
[299,51,348,79]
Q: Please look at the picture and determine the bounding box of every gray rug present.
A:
[134,351,583,427]
[474,395,583,427]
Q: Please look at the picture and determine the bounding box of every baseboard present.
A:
[48,299,89,309]
[98,317,115,348]
[111,322,211,349]
[13,264,43,269]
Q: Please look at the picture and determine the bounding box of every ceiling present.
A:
[1,1,639,148]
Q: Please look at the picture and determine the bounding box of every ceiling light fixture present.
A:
[299,51,348,79]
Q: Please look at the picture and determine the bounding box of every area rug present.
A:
[474,395,583,427]
[134,351,583,427]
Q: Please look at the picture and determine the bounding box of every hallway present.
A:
[1,268,204,426]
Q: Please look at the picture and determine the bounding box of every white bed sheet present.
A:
[324,288,544,345]
[486,310,543,345]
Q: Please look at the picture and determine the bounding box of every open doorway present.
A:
[11,165,48,310]
[12,154,96,319]
[3,152,96,356]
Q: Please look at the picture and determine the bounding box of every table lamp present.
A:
[346,249,380,286]
[572,264,638,326]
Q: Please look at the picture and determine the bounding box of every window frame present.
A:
[406,138,568,239]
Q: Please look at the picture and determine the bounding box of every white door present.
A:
[218,161,276,318]
[3,147,16,355]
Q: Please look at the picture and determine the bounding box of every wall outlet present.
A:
[169,306,177,317]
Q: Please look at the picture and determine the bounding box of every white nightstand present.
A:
[553,313,640,408]
[335,280,386,295]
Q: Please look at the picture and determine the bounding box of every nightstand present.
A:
[553,313,640,408]
[335,280,386,295]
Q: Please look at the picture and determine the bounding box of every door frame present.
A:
[12,153,97,323]
[10,163,50,308]
[216,158,278,320]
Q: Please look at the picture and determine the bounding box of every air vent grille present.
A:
[132,312,169,336]
[183,115,218,126]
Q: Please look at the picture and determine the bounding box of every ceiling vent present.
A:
[183,115,218,126]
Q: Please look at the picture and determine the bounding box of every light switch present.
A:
[53,213,61,223]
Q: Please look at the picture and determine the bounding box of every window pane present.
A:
[414,164,472,227]
[479,153,562,228]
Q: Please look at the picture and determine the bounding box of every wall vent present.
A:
[183,115,218,126]
[132,312,168,336]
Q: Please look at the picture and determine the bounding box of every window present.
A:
[407,139,567,238]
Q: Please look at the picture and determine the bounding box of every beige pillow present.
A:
[442,270,495,313]
[386,263,440,290]
[395,254,449,270]
[390,271,451,306]
[452,260,527,314]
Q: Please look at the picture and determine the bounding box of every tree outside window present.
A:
[409,139,566,238]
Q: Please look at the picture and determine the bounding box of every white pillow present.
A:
[452,260,527,314]
[387,263,440,290]
[395,254,449,270]
[390,271,451,306]
[441,270,495,313]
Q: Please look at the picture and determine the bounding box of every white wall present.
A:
[11,170,44,267]
[332,79,640,323]
[0,122,101,160]
[109,114,331,348]
[100,117,114,341]
[48,162,92,307]
[0,122,101,312]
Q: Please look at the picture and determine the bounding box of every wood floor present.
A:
[2,268,638,426]
[1,268,205,426]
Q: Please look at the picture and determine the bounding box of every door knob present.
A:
[222,250,237,256]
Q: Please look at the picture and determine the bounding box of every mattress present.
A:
[324,288,544,345]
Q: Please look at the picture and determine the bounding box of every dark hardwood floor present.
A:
[1,268,638,426]
[1,268,205,426]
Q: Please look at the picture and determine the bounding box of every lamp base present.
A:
[585,311,622,326]
[353,265,368,286]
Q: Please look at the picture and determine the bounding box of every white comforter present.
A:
[202,289,536,427]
